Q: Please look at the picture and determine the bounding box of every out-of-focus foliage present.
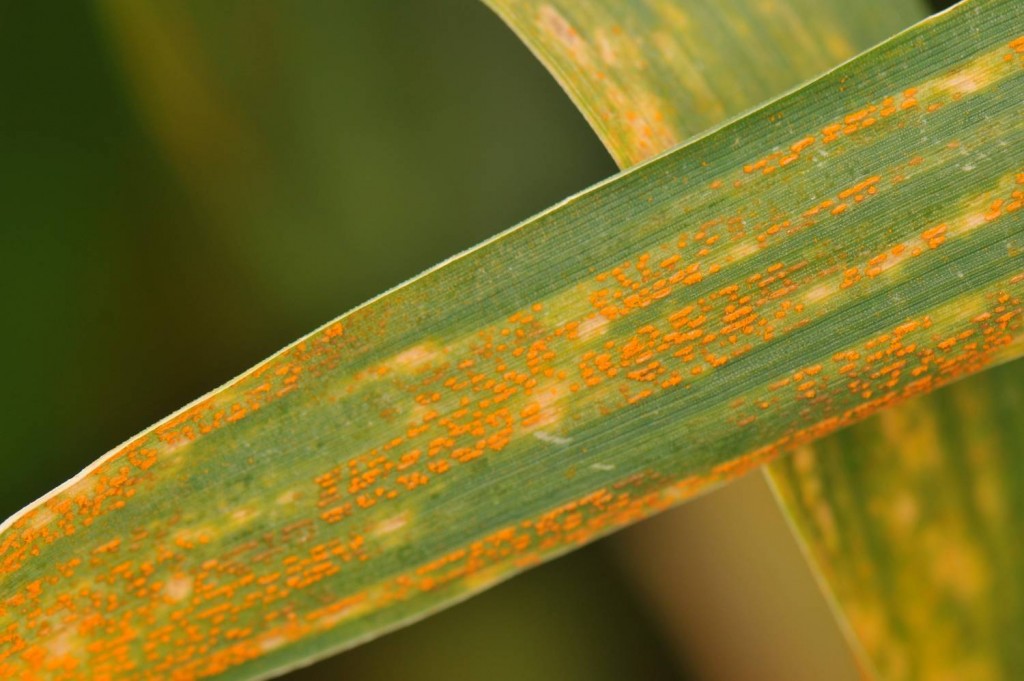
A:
[487,0,925,167]
[771,366,1024,680]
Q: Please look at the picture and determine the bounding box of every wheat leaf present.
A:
[2,1,1023,678]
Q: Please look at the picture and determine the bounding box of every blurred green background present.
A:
[0,1,954,679]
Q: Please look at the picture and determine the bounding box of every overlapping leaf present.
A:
[770,368,1024,679]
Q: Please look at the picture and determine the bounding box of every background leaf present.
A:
[487,0,925,167]
[770,362,1024,680]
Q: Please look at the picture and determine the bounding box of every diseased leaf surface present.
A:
[2,2,1024,679]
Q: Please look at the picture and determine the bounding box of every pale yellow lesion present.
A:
[386,343,445,373]
[576,313,609,339]
[164,573,194,603]
[370,512,410,538]
[537,4,591,66]
[929,52,1007,99]
[802,282,837,304]
[230,507,260,524]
